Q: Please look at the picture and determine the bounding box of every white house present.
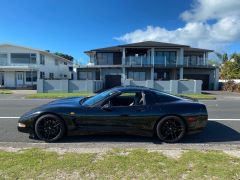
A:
[0,44,73,88]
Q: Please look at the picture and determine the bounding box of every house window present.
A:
[96,53,113,65]
[49,73,54,79]
[40,54,45,65]
[55,59,59,65]
[155,51,176,65]
[78,71,93,80]
[11,53,37,64]
[0,54,8,66]
[64,62,68,65]
[40,72,45,79]
[69,66,73,71]
[128,71,146,81]
[64,74,67,78]
[26,71,37,82]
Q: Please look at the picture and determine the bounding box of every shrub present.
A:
[222,81,240,92]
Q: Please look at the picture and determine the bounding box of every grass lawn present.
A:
[26,92,94,99]
[177,93,216,100]
[0,89,12,94]
[26,92,216,100]
[0,148,239,179]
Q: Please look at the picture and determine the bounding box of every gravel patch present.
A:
[223,150,240,158]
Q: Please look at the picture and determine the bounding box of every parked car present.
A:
[18,86,208,143]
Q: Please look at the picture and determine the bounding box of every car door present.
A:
[109,91,156,133]
[74,90,155,134]
[96,90,155,134]
[74,103,122,133]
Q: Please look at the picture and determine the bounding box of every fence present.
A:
[124,80,202,94]
[37,80,103,93]
[38,79,202,94]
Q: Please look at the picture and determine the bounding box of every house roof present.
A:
[184,47,213,52]
[0,43,73,63]
[85,41,213,53]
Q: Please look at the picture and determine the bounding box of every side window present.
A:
[108,91,145,107]
[40,54,45,65]
[152,92,177,104]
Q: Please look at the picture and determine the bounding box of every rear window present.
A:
[152,91,180,104]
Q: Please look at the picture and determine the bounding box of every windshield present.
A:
[82,89,119,106]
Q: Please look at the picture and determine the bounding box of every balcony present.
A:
[184,57,207,67]
[125,56,151,66]
[0,62,38,70]
[125,55,180,67]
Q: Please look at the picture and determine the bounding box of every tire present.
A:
[156,116,186,143]
[34,114,65,142]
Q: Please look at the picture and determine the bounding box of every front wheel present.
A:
[156,116,186,143]
[34,114,65,142]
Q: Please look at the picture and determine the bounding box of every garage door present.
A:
[183,74,209,90]
[105,75,121,89]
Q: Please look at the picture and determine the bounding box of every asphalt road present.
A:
[0,92,240,144]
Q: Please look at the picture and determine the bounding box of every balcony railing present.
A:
[125,55,179,66]
[0,62,38,69]
[154,56,178,66]
[125,56,151,66]
[184,57,207,67]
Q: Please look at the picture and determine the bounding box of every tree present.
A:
[220,61,240,79]
[230,53,240,64]
[222,53,228,63]
[54,52,74,62]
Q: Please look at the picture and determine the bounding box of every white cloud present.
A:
[180,0,240,22]
[115,0,240,52]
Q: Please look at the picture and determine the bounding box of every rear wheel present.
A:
[156,116,186,143]
[34,114,65,142]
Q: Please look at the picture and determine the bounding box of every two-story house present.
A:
[0,44,73,88]
[78,41,219,90]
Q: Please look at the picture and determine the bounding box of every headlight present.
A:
[18,123,26,127]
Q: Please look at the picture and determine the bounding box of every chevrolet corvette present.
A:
[18,86,208,143]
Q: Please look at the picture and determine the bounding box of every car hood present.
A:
[48,96,85,105]
[21,97,85,118]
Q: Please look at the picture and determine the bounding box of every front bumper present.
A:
[17,114,39,134]
[18,125,33,134]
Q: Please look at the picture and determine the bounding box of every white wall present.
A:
[4,72,15,87]
[0,45,73,87]
[38,54,71,79]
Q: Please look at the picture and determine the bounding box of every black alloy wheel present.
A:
[35,114,65,142]
[156,116,186,143]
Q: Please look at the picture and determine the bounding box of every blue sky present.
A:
[0,0,240,63]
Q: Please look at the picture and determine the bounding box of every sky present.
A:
[0,0,240,64]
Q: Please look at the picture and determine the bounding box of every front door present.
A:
[0,72,4,87]
[16,72,24,87]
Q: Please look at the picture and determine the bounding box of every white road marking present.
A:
[208,119,240,121]
[0,117,19,119]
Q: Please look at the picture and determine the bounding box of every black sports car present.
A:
[18,86,208,143]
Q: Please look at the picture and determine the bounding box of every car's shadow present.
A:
[59,121,240,144]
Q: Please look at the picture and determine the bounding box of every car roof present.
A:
[109,86,180,98]
[110,86,158,92]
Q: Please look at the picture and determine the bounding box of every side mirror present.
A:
[101,102,112,111]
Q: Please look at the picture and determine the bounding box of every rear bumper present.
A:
[186,115,208,134]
